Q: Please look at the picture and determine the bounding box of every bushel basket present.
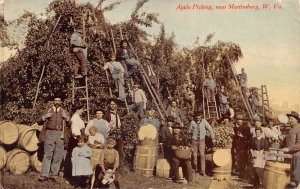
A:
[174,148,191,160]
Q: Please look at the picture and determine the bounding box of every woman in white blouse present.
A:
[71,104,86,139]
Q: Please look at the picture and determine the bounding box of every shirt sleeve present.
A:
[85,120,93,135]
[114,150,120,169]
[71,115,82,136]
[204,120,215,139]
[103,62,110,71]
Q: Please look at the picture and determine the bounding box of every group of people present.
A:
[231,112,300,188]
[37,97,123,188]
[36,26,299,188]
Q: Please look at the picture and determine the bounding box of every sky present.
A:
[2,0,300,113]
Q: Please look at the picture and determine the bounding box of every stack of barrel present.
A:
[0,121,43,175]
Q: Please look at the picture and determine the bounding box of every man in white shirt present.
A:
[129,83,147,119]
[103,53,125,100]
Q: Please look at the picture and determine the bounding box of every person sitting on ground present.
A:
[203,73,216,102]
[129,83,147,119]
[167,122,193,184]
[103,53,126,101]
[70,26,88,79]
[250,127,269,187]
[184,86,195,113]
[71,137,93,188]
[97,137,120,189]
[87,126,105,148]
[86,109,109,142]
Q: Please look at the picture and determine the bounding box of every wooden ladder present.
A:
[72,76,90,122]
[91,7,129,113]
[226,55,253,121]
[118,26,167,120]
[261,84,270,123]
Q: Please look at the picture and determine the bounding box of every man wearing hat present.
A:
[232,114,251,177]
[189,111,215,176]
[142,55,159,91]
[70,26,88,79]
[167,122,193,184]
[282,111,300,188]
[140,107,160,131]
[160,116,175,167]
[38,97,70,181]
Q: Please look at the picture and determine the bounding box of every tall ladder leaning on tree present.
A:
[226,54,254,121]
[200,49,220,120]
[261,84,271,123]
[115,25,167,120]
[71,11,91,122]
[92,7,129,113]
[33,15,62,109]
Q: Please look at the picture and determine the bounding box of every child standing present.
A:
[250,127,269,187]
[71,137,93,187]
[99,137,120,189]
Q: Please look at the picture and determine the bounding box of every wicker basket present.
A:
[174,148,192,160]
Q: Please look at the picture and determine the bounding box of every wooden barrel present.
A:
[30,152,42,172]
[212,149,232,179]
[134,145,157,177]
[0,146,6,169]
[156,158,183,179]
[91,148,103,168]
[0,121,19,145]
[263,161,290,189]
[6,149,30,174]
[17,124,40,152]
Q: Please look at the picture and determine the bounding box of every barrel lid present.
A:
[213,149,231,167]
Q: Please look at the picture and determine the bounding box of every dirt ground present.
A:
[1,168,251,189]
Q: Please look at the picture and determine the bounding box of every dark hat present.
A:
[172,122,184,129]
[107,98,119,105]
[146,107,155,111]
[166,116,175,122]
[286,111,300,121]
[194,111,202,117]
[107,137,117,145]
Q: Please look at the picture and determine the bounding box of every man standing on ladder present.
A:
[70,26,88,79]
[103,53,126,101]
[239,68,248,99]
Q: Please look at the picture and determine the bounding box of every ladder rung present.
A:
[79,97,91,101]
[74,86,87,90]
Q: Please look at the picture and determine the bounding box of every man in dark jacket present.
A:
[282,111,300,188]
[38,97,70,181]
[232,114,251,178]
[167,122,193,184]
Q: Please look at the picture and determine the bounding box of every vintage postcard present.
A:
[0,0,299,188]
